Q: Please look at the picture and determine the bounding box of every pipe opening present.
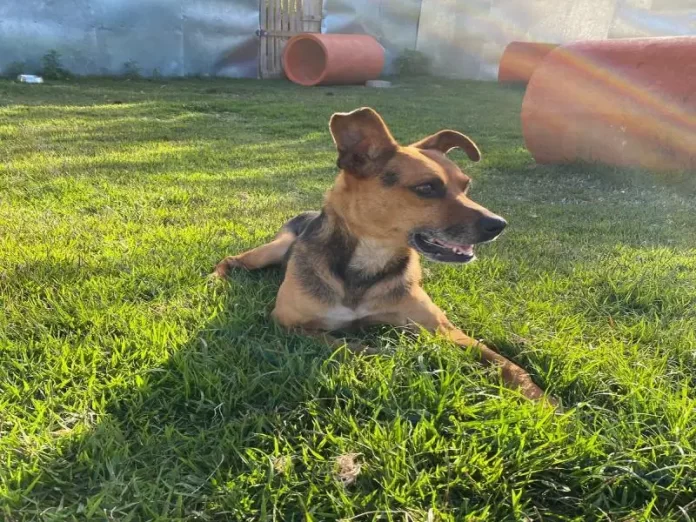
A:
[284,38,327,86]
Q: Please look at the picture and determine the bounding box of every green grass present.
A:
[0,78,695,521]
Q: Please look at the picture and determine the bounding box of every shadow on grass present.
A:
[9,266,347,519]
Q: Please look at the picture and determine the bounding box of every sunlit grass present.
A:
[0,78,695,520]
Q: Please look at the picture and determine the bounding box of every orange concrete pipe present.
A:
[521,37,696,172]
[283,33,385,86]
[498,42,559,84]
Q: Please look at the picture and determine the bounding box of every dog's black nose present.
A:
[479,216,507,238]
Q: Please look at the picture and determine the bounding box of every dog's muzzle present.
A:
[409,232,476,263]
[409,216,507,264]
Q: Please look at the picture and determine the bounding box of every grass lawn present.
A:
[1,77,695,521]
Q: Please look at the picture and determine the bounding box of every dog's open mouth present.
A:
[411,232,475,263]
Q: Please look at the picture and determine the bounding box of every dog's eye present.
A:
[411,180,445,198]
[414,183,435,195]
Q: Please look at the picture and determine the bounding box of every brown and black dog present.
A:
[214,107,548,401]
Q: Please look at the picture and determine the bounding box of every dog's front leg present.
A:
[383,288,550,402]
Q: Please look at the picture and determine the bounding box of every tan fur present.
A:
[214,108,553,404]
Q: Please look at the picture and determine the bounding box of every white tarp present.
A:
[322,0,422,74]
[417,0,696,80]
[0,0,260,77]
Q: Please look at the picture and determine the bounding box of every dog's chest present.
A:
[321,304,374,330]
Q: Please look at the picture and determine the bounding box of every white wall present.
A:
[416,0,696,80]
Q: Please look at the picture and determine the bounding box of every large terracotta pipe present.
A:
[498,42,559,84]
[521,37,696,171]
[283,33,385,86]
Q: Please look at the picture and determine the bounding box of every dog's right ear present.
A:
[411,130,481,162]
[329,107,398,178]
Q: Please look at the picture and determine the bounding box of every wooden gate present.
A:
[259,0,322,79]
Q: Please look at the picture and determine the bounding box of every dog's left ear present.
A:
[329,107,398,178]
[411,130,481,162]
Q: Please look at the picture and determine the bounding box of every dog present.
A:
[214,107,548,402]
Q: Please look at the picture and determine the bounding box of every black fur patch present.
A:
[300,210,329,239]
[280,211,319,282]
[341,255,410,308]
[289,211,411,308]
[382,278,409,303]
[292,212,341,304]
[280,242,294,280]
[380,171,399,187]
[324,225,358,282]
[294,258,338,304]
[321,218,409,308]
[282,211,321,237]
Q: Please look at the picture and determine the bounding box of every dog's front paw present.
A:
[212,256,247,278]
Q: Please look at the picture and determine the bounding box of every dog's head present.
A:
[329,107,506,263]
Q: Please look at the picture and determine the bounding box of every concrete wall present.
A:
[0,0,260,78]
[417,0,696,80]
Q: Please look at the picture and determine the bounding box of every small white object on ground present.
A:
[18,75,44,84]
[365,80,392,88]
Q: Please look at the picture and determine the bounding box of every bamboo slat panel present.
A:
[260,0,321,78]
